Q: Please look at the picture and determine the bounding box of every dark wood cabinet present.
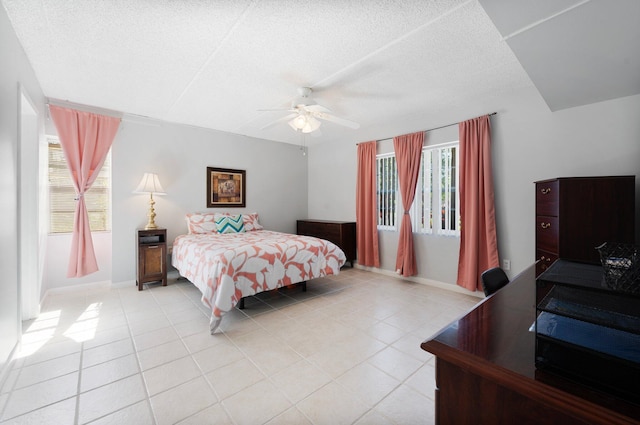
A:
[535,176,635,276]
[296,220,356,267]
[136,228,167,291]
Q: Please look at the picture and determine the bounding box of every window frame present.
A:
[376,140,460,237]
[48,135,112,234]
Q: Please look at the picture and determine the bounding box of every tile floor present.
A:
[0,268,480,425]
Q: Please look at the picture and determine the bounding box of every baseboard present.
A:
[40,280,112,306]
[354,263,484,298]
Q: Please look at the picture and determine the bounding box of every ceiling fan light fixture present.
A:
[302,116,321,133]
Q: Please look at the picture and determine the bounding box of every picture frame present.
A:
[206,167,246,208]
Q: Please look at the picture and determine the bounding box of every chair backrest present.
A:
[481,267,510,296]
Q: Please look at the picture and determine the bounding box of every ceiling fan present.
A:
[261,87,360,134]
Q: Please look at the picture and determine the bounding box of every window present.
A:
[376,141,460,236]
[48,136,111,233]
[377,153,397,230]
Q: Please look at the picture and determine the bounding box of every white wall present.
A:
[308,86,640,288]
[0,5,45,379]
[111,120,308,284]
[44,233,112,290]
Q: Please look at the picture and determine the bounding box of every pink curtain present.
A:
[456,115,499,291]
[356,141,380,267]
[49,106,121,278]
[393,132,424,276]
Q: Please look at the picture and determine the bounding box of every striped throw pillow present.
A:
[215,214,245,234]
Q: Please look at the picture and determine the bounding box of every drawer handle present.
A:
[147,245,159,249]
[540,222,551,229]
[539,256,552,263]
[540,188,551,195]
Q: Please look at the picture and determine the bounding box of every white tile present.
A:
[391,332,431,361]
[337,362,400,407]
[404,362,436,399]
[296,381,369,425]
[86,400,154,425]
[270,360,332,404]
[137,339,189,371]
[375,384,435,425]
[182,330,227,354]
[0,393,8,416]
[21,339,82,366]
[265,407,312,425]
[368,346,424,381]
[15,352,81,389]
[128,314,172,336]
[366,321,406,345]
[0,369,19,394]
[78,374,146,424]
[175,403,233,425]
[354,409,396,425]
[173,317,210,338]
[222,380,291,425]
[1,373,78,421]
[205,358,265,400]
[0,396,76,425]
[132,326,179,351]
[82,326,131,350]
[83,338,135,368]
[142,356,201,396]
[165,306,208,325]
[191,342,244,373]
[150,377,217,425]
[80,354,140,392]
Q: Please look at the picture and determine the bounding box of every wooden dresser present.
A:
[535,176,635,276]
[296,219,356,267]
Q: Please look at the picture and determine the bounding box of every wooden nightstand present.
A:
[136,228,167,291]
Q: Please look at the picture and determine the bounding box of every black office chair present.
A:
[481,267,510,296]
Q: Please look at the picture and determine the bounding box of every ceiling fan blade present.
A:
[261,113,297,130]
[305,104,331,113]
[258,108,294,112]
[315,112,360,129]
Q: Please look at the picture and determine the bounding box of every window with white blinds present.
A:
[377,153,398,230]
[376,141,460,236]
[48,136,111,234]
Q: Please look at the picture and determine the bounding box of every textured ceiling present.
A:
[3,0,638,145]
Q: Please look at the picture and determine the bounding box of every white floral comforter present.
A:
[171,230,346,333]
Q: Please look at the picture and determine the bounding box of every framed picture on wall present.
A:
[207,167,246,208]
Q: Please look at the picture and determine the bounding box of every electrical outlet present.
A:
[502,259,511,271]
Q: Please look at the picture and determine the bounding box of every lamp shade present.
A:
[135,173,166,194]
[288,114,322,134]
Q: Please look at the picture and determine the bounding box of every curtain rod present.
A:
[357,112,497,144]
[46,98,124,119]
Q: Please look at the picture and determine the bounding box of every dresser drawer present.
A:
[297,220,356,266]
[535,216,559,253]
[535,249,558,276]
[297,221,340,241]
[536,180,559,216]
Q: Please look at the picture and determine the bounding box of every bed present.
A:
[171,213,346,333]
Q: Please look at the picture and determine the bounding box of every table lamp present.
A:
[135,173,166,229]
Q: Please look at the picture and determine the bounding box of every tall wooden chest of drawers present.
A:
[535,176,635,276]
[296,220,356,267]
